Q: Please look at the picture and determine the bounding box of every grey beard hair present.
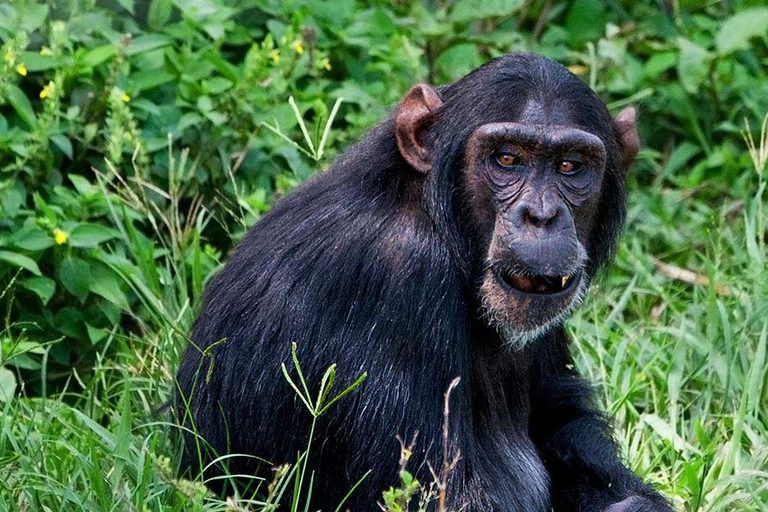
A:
[480,248,590,351]
[489,276,588,351]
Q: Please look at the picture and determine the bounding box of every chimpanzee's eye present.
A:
[557,160,582,175]
[496,152,522,168]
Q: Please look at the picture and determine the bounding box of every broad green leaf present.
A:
[89,263,129,309]
[716,8,768,55]
[0,368,16,403]
[178,112,203,132]
[69,224,120,248]
[125,34,172,56]
[59,257,91,299]
[0,185,24,217]
[435,44,482,82]
[148,0,173,30]
[87,324,108,345]
[69,175,97,195]
[565,0,607,47]
[129,69,174,93]
[81,45,116,68]
[202,77,233,95]
[54,307,86,339]
[677,38,710,94]
[10,226,54,251]
[14,2,48,32]
[5,85,37,129]
[19,276,56,305]
[0,250,41,276]
[663,142,700,178]
[644,51,677,79]
[449,0,522,23]
[116,0,135,15]
[19,51,58,72]
[50,134,73,159]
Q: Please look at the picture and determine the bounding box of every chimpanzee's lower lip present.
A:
[494,267,581,296]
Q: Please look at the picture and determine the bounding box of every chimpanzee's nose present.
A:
[513,198,566,231]
[522,202,558,228]
[505,196,578,276]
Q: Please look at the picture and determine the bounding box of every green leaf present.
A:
[50,134,73,159]
[125,34,172,56]
[148,0,173,30]
[89,263,129,309]
[116,0,135,15]
[54,307,86,339]
[716,8,768,55]
[5,84,37,129]
[449,0,522,22]
[0,250,41,276]
[644,51,677,80]
[87,324,108,345]
[11,2,48,32]
[59,257,91,299]
[0,185,24,218]
[129,69,174,93]
[663,142,700,178]
[202,77,233,95]
[69,175,97,195]
[19,51,58,72]
[10,226,54,251]
[19,276,56,305]
[81,45,116,68]
[565,0,607,47]
[677,38,711,94]
[0,368,16,403]
[69,224,119,248]
[435,44,482,81]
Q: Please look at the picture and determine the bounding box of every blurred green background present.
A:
[0,0,767,510]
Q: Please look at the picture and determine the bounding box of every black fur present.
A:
[176,54,672,511]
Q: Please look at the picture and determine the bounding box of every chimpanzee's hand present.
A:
[604,496,673,512]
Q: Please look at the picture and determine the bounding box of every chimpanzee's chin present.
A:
[480,267,586,342]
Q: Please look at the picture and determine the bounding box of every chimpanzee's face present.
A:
[463,117,608,345]
[394,77,637,348]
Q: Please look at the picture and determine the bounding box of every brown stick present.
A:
[652,258,731,296]
[436,377,462,512]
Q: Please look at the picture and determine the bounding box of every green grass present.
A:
[570,130,768,510]
[1,128,766,511]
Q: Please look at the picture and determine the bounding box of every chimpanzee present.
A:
[176,53,673,511]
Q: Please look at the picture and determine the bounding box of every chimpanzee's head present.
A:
[395,54,639,347]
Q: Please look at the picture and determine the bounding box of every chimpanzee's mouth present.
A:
[495,268,579,295]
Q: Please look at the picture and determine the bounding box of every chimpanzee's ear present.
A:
[614,106,639,171]
[396,84,444,173]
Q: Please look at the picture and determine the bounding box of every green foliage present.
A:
[382,471,424,512]
[0,0,766,510]
[280,342,368,512]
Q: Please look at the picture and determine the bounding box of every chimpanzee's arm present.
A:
[529,327,673,512]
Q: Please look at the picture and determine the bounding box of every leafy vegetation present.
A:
[0,0,767,510]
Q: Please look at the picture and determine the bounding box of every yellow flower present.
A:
[39,46,52,56]
[53,228,68,245]
[320,58,331,71]
[16,64,27,76]
[567,64,588,76]
[269,49,280,64]
[121,93,131,103]
[40,82,53,99]
[293,41,304,55]
[3,49,13,63]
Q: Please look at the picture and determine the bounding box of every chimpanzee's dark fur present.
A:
[176,54,672,511]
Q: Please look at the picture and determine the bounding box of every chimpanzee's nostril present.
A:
[522,204,558,229]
